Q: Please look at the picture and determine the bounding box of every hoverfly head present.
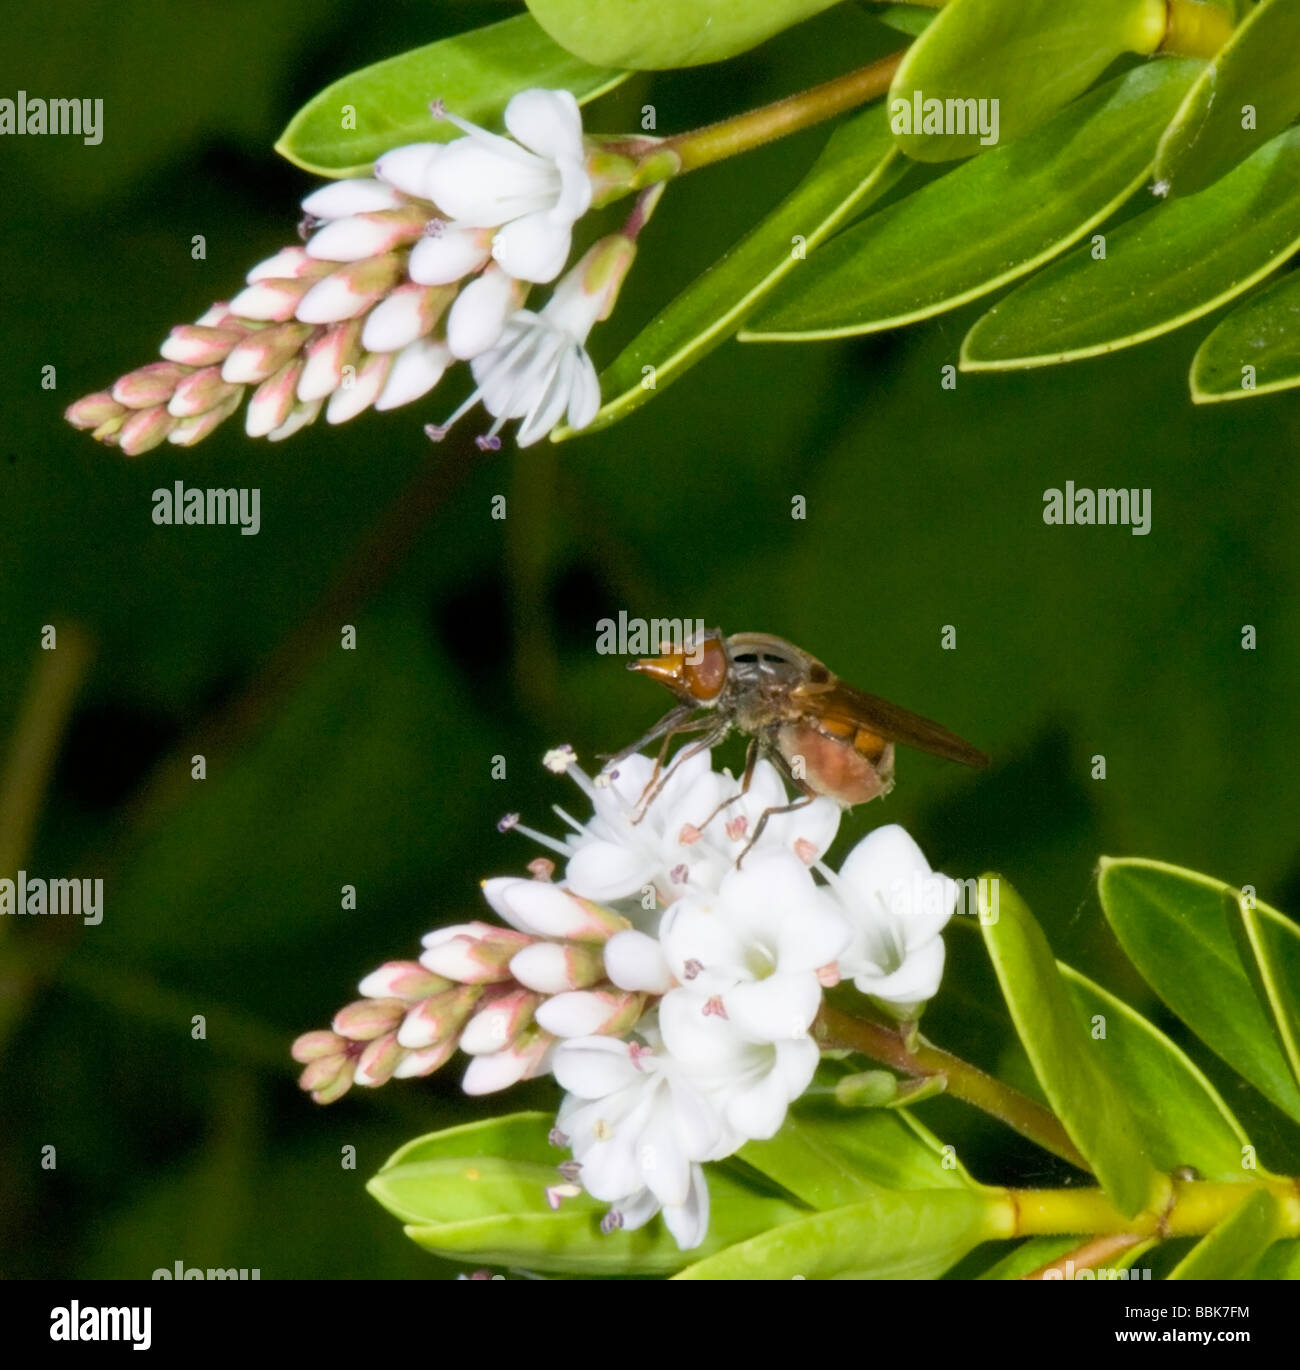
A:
[628,628,728,706]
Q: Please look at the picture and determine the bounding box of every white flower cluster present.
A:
[294,747,959,1250]
[69,89,634,453]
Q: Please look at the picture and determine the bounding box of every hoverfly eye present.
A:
[684,638,728,701]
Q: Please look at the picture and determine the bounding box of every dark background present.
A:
[3,0,1298,1278]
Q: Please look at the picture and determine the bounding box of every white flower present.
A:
[553,1031,725,1249]
[427,234,635,448]
[657,988,819,1143]
[827,824,958,1016]
[657,850,850,1040]
[510,747,839,911]
[423,88,593,284]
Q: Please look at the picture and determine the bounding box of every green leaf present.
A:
[369,1110,806,1275]
[887,0,1168,161]
[1155,0,1300,195]
[961,127,1300,370]
[402,1165,807,1276]
[1253,1238,1300,1278]
[742,60,1200,340]
[1059,965,1252,1183]
[1229,888,1300,1095]
[569,107,902,437]
[1097,858,1300,1125]
[1167,1189,1282,1280]
[524,0,844,69]
[672,1188,1000,1279]
[976,1236,1078,1280]
[980,874,1161,1216]
[275,14,626,177]
[873,4,938,39]
[740,1102,974,1208]
[376,1112,560,1171]
[370,1155,573,1227]
[1190,268,1300,403]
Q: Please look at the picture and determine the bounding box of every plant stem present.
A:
[0,624,92,884]
[1162,0,1235,56]
[662,51,906,174]
[817,1003,1089,1171]
[1006,1176,1300,1240]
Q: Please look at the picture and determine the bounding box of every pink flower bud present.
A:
[297,319,362,401]
[459,987,540,1055]
[296,253,404,324]
[332,996,406,1041]
[509,941,605,994]
[392,1038,457,1079]
[118,405,177,456]
[64,391,127,430]
[311,1058,356,1104]
[112,361,190,409]
[357,960,451,1002]
[291,1029,347,1063]
[160,323,249,366]
[396,983,483,1050]
[245,359,304,438]
[354,1032,404,1087]
[324,350,392,424]
[534,986,645,1038]
[462,1025,555,1095]
[221,321,312,385]
[419,921,533,983]
[168,389,243,446]
[228,276,316,323]
[167,365,242,418]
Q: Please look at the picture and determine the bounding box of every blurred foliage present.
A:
[3,0,1299,1278]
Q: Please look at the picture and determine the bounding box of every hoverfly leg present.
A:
[631,725,728,823]
[736,791,818,869]
[690,737,759,835]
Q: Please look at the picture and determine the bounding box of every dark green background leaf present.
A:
[744,61,1199,339]
[277,14,627,177]
[962,127,1300,369]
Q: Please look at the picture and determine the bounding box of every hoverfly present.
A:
[603,629,987,861]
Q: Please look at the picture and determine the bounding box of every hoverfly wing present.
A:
[794,677,989,769]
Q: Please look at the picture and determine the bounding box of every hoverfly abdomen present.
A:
[776,724,894,807]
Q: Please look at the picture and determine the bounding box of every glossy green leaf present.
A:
[874,4,938,38]
[276,14,626,177]
[961,127,1300,370]
[370,1155,573,1227]
[887,0,1168,161]
[743,61,1200,340]
[1155,0,1300,195]
[1167,1189,1282,1280]
[403,1165,807,1276]
[376,1112,561,1173]
[1253,1239,1300,1278]
[568,107,902,437]
[1097,858,1300,1124]
[1190,268,1300,403]
[1060,965,1252,1182]
[525,0,843,68]
[673,1188,999,1279]
[980,874,1160,1215]
[977,1234,1158,1280]
[1230,888,1300,1095]
[740,1102,974,1208]
[976,1235,1078,1280]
